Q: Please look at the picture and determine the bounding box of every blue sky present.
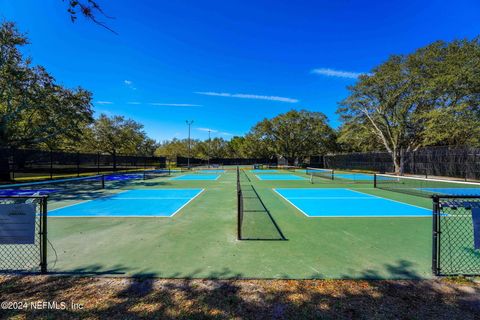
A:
[1,0,479,141]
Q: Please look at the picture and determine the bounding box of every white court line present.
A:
[272,189,310,217]
[168,174,187,180]
[169,188,205,217]
[49,189,130,212]
[170,175,220,181]
[108,197,193,200]
[347,189,431,212]
[285,196,374,200]
[256,175,307,181]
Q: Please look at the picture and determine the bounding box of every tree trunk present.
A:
[392,148,405,175]
[287,156,295,166]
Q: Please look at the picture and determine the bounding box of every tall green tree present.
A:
[88,114,151,163]
[338,38,480,173]
[226,136,249,158]
[248,110,336,165]
[155,138,196,162]
[0,22,94,180]
[0,22,94,148]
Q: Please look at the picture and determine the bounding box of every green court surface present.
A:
[46,168,433,279]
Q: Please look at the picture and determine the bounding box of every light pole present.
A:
[186,120,194,168]
[208,129,211,167]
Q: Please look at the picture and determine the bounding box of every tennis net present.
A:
[0,175,105,196]
[306,167,334,180]
[374,174,480,198]
[143,169,171,180]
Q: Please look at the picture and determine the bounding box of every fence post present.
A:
[432,195,440,276]
[97,152,100,175]
[40,197,48,273]
[50,150,53,180]
[76,152,80,177]
[10,148,15,182]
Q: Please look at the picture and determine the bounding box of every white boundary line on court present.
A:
[256,175,308,181]
[346,189,431,212]
[376,173,480,186]
[49,188,205,218]
[49,189,130,213]
[169,188,205,217]
[272,188,431,218]
[169,174,220,181]
[272,188,310,217]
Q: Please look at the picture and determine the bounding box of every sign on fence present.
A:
[0,203,36,244]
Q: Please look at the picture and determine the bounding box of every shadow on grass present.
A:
[0,261,479,319]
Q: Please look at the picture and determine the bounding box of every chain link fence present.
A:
[0,147,166,182]
[321,146,480,181]
[0,196,48,273]
[432,196,480,276]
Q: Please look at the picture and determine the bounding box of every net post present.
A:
[373,174,377,188]
[101,175,105,189]
[432,195,440,276]
[331,170,334,180]
[40,196,48,274]
[236,166,242,240]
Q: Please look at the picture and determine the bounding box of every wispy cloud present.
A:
[149,103,202,107]
[127,101,141,105]
[124,80,137,90]
[197,127,218,133]
[196,128,233,137]
[310,68,370,79]
[96,101,113,105]
[195,92,298,103]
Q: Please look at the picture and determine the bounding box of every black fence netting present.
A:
[321,146,480,181]
[432,196,480,276]
[0,148,166,182]
[177,157,277,167]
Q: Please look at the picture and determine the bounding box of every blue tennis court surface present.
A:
[105,173,143,181]
[420,188,480,196]
[197,170,225,173]
[274,188,430,217]
[50,189,204,217]
[0,189,58,196]
[250,169,279,173]
[170,174,220,181]
[256,174,308,181]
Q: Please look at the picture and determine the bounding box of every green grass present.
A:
[46,168,433,279]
